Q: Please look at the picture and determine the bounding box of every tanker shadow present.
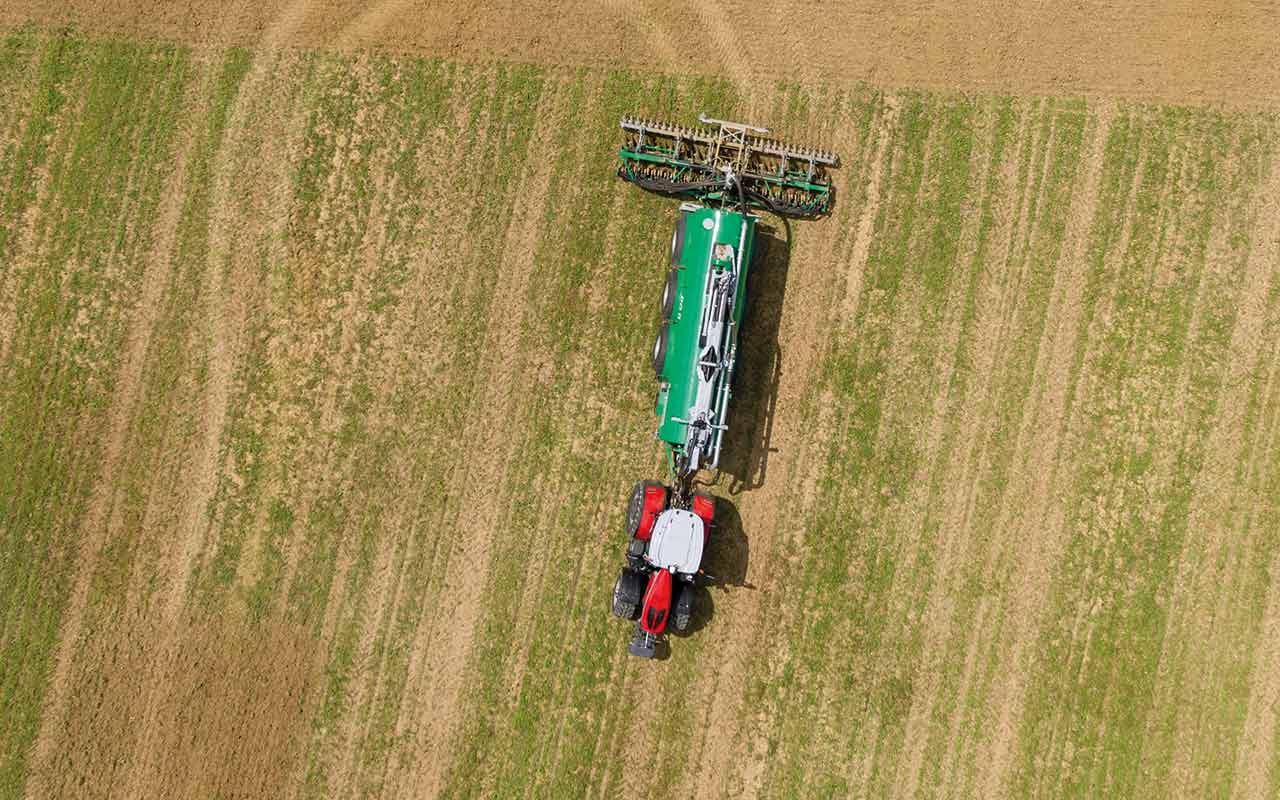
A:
[716,222,791,495]
[669,495,753,641]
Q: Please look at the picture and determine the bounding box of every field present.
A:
[2,8,1280,800]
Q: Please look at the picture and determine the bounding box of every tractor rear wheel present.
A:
[660,268,678,319]
[612,568,646,620]
[626,480,667,537]
[625,481,647,536]
[652,323,669,377]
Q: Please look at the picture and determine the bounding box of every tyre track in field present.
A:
[396,73,561,800]
[1142,128,1276,797]
[20,53,208,800]
[1221,148,1280,800]
[119,5,317,794]
[888,97,1003,800]
[928,101,1109,796]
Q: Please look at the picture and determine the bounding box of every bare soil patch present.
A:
[4,1,1280,109]
[137,612,317,799]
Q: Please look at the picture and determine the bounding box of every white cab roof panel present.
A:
[647,509,705,575]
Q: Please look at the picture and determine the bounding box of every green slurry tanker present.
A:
[610,114,837,658]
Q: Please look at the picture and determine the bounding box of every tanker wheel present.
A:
[660,268,678,320]
[652,323,669,377]
[670,213,687,266]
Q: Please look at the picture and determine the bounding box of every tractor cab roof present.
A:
[646,509,705,575]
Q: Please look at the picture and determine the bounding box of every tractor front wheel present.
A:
[612,568,646,620]
[672,583,697,632]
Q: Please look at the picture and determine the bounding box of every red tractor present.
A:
[611,481,715,658]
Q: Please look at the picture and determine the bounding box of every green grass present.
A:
[2,27,1279,800]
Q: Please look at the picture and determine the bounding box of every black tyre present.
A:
[625,480,646,536]
[660,268,678,319]
[626,479,665,536]
[672,583,696,632]
[612,568,646,620]
[652,323,669,377]
[670,213,687,266]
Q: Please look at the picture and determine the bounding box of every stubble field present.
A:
[2,9,1280,800]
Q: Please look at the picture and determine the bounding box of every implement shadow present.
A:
[715,222,791,495]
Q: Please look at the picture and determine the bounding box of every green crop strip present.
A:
[441,68,653,799]
[284,59,548,798]
[757,91,942,797]
[1013,110,1271,799]
[0,31,191,798]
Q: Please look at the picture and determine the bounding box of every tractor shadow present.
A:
[669,495,753,642]
[715,222,791,495]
